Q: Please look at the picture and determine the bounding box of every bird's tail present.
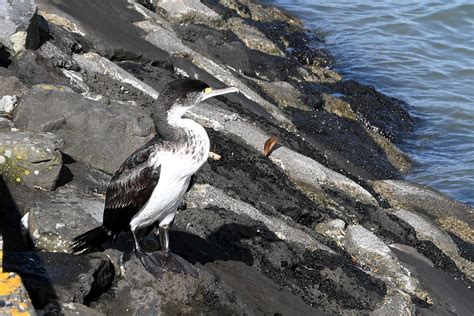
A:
[70,226,110,254]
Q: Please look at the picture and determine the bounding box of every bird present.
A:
[71,78,239,276]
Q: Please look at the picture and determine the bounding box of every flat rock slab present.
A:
[37,0,170,63]
[3,251,114,309]
[186,184,332,252]
[393,209,473,282]
[373,180,473,224]
[0,130,62,191]
[73,52,159,99]
[13,88,154,173]
[392,245,474,316]
[205,261,323,315]
[344,225,425,298]
[27,186,103,252]
[373,180,474,246]
[156,0,220,22]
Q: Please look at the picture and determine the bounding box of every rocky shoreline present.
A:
[0,0,472,315]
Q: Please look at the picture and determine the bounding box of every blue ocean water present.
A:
[263,0,474,205]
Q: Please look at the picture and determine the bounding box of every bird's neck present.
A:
[154,107,202,143]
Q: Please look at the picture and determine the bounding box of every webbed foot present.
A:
[135,250,198,278]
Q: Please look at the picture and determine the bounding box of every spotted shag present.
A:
[71,79,239,276]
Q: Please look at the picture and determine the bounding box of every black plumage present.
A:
[71,137,161,253]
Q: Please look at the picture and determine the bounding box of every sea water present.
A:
[263,0,474,205]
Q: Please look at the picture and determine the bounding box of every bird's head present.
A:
[153,79,239,125]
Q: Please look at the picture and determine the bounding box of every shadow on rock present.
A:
[143,222,264,267]
[0,176,58,309]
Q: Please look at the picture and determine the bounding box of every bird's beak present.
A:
[201,86,240,101]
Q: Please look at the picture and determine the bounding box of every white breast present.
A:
[130,117,210,231]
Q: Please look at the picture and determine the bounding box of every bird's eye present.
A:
[203,87,213,94]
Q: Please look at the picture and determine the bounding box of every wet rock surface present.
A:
[0,0,472,315]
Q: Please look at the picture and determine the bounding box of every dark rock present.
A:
[326,80,413,141]
[39,0,170,63]
[172,207,386,314]
[0,44,12,68]
[0,118,15,130]
[195,129,328,228]
[282,28,333,68]
[291,45,333,68]
[1,0,469,314]
[289,108,402,180]
[73,57,162,107]
[225,17,285,56]
[9,49,71,86]
[3,251,114,309]
[38,41,79,71]
[136,0,156,12]
[47,22,92,55]
[25,10,52,50]
[393,246,474,315]
[116,60,176,95]
[175,23,299,82]
[99,250,319,315]
[27,186,103,252]
[13,88,154,173]
[204,261,323,315]
[58,154,111,194]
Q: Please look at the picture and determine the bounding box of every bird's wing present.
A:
[102,138,161,230]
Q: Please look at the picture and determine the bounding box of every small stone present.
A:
[9,31,27,53]
[0,95,18,114]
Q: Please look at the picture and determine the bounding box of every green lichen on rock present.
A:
[323,93,358,120]
[0,130,63,190]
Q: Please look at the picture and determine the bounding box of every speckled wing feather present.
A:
[102,137,161,231]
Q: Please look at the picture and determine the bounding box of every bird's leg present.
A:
[159,224,170,257]
[131,227,142,252]
[130,224,167,278]
[136,215,197,278]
